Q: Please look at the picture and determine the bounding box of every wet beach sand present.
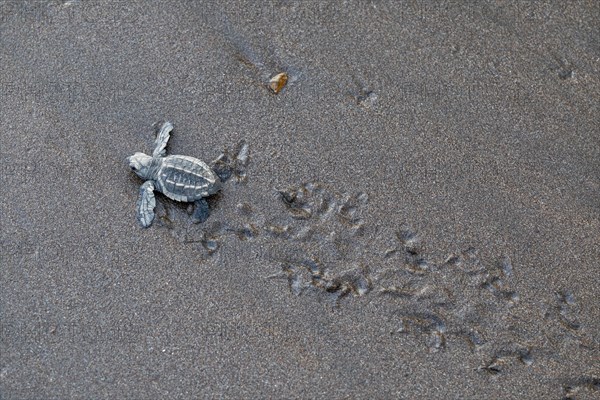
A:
[1,1,599,398]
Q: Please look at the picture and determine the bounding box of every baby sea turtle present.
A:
[127,121,221,228]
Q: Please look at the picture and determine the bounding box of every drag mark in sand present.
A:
[562,376,600,400]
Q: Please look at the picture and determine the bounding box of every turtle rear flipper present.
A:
[192,198,210,224]
[136,181,156,228]
[153,121,173,158]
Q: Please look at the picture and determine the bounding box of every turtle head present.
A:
[127,152,154,179]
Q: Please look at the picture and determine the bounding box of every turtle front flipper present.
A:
[153,121,173,158]
[136,181,157,228]
[192,198,210,224]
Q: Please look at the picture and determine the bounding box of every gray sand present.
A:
[1,1,599,399]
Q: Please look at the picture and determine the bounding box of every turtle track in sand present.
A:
[150,145,596,384]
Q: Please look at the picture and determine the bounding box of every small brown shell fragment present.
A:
[269,72,288,94]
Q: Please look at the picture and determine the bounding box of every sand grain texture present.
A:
[1,1,599,399]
